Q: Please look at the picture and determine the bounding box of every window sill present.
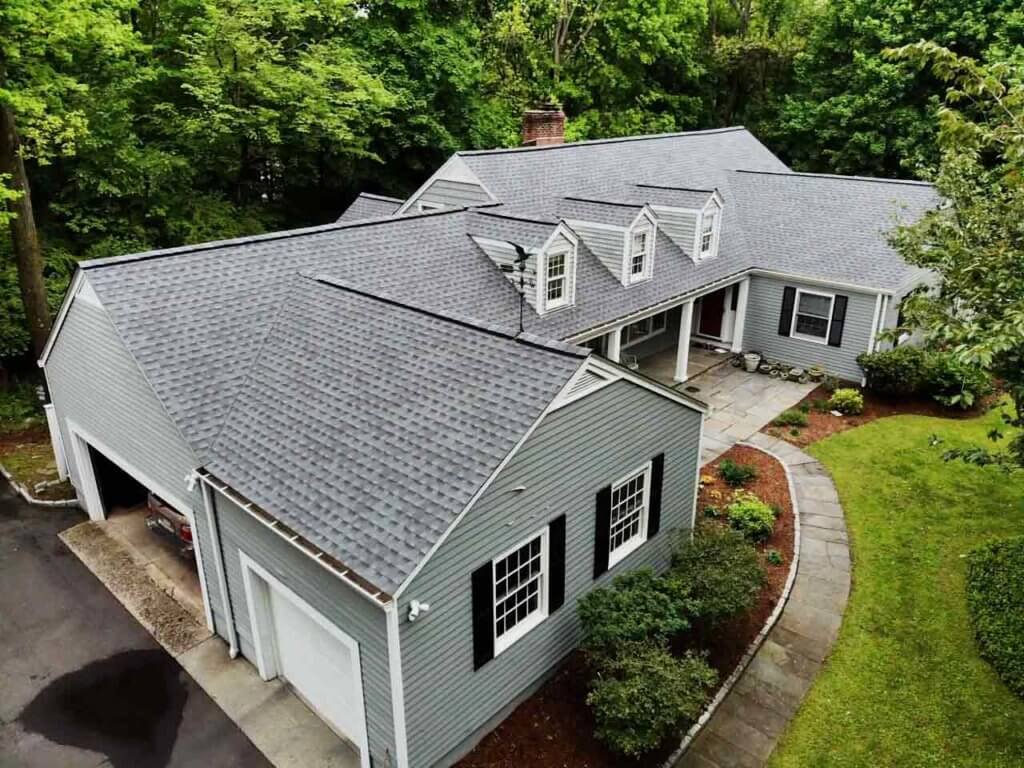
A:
[494,609,548,657]
[790,331,830,346]
[608,534,647,570]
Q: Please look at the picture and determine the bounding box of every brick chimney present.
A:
[522,104,565,147]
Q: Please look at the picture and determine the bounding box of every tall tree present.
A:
[886,42,1024,469]
[0,0,137,357]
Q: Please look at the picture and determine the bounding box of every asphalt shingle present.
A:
[336,192,403,222]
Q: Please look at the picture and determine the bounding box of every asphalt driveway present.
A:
[0,481,270,768]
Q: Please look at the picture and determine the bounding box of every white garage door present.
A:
[241,553,369,766]
[268,587,366,745]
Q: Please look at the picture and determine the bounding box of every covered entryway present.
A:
[241,553,370,768]
[696,287,728,339]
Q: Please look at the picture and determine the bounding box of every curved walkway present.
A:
[677,432,851,768]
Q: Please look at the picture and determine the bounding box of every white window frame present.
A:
[608,461,653,569]
[543,245,571,310]
[699,204,720,259]
[628,227,651,282]
[417,201,444,213]
[622,312,667,348]
[492,527,549,657]
[790,288,835,345]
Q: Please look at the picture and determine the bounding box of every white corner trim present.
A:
[393,357,590,599]
[690,416,705,535]
[38,270,84,368]
[868,293,884,353]
[239,550,372,768]
[200,478,238,653]
[385,602,410,768]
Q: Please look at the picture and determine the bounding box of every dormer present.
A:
[557,198,658,287]
[633,185,723,263]
[468,213,578,316]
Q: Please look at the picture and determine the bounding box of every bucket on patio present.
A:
[743,353,761,372]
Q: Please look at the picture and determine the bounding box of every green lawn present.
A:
[771,404,1024,767]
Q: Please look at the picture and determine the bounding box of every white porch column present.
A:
[606,326,623,363]
[730,277,751,353]
[674,300,695,382]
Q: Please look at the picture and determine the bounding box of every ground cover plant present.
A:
[717,458,758,487]
[771,405,1024,767]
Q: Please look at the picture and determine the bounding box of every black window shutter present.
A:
[778,286,797,336]
[828,295,848,347]
[548,515,566,613]
[647,454,665,538]
[593,485,612,579]
[730,286,739,311]
[471,562,495,670]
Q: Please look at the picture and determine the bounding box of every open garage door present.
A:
[241,553,370,768]
[88,444,148,517]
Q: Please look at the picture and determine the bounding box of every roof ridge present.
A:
[562,196,643,209]
[733,168,933,188]
[79,206,472,270]
[305,272,588,359]
[457,126,749,157]
[357,192,405,203]
[472,209,557,227]
[635,183,716,194]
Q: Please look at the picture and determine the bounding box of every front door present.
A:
[698,289,726,338]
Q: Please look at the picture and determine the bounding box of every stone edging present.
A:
[661,440,802,768]
[0,463,78,507]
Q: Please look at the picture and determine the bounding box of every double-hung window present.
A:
[630,229,650,279]
[493,529,548,655]
[700,208,717,257]
[545,248,568,307]
[608,461,652,567]
[623,312,667,346]
[791,289,834,343]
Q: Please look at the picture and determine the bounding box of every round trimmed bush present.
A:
[587,642,717,757]
[965,536,1024,698]
[726,492,776,542]
[671,524,765,624]
[577,568,694,659]
[828,388,864,415]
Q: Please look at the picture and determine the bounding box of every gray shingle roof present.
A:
[556,198,645,228]
[201,275,584,593]
[337,192,403,222]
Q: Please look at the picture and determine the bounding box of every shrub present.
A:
[811,398,832,413]
[0,382,43,431]
[587,642,717,757]
[797,401,811,414]
[671,525,765,624]
[857,346,928,396]
[773,409,808,428]
[718,458,758,487]
[726,492,776,542]
[767,549,784,566]
[965,536,1024,698]
[577,569,694,659]
[828,388,864,415]
[923,351,992,410]
[703,505,720,519]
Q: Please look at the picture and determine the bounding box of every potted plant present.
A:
[807,364,825,382]
[743,352,761,372]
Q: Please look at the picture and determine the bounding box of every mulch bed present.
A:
[762,385,993,448]
[456,445,794,768]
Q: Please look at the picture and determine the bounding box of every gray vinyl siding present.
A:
[472,237,538,307]
[415,178,492,209]
[653,207,698,257]
[212,492,395,766]
[742,275,878,382]
[567,221,625,281]
[397,380,702,768]
[44,283,227,632]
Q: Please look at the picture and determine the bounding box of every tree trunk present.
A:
[0,105,51,359]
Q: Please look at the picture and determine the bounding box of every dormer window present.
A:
[545,247,568,307]
[630,230,649,278]
[698,197,722,259]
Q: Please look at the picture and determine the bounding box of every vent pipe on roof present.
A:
[522,104,565,147]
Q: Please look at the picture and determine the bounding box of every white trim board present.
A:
[385,602,410,768]
[37,270,84,368]
[239,550,372,768]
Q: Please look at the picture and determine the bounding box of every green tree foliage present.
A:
[886,43,1024,469]
[769,0,1024,175]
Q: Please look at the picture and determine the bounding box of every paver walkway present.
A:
[683,365,818,464]
[676,432,851,768]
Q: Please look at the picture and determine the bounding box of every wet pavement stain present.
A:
[18,648,188,768]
